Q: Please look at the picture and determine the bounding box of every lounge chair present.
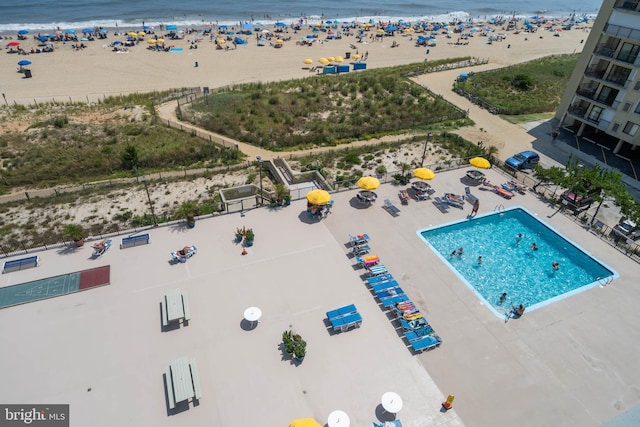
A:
[370,280,399,292]
[375,286,405,300]
[409,334,442,352]
[443,193,465,209]
[399,190,409,205]
[494,186,513,199]
[383,199,401,217]
[91,239,112,258]
[351,244,370,256]
[366,274,394,284]
[433,197,450,212]
[349,234,370,246]
[465,186,478,204]
[398,317,429,330]
[170,245,197,263]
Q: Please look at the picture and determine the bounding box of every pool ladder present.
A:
[597,276,614,287]
[494,204,505,213]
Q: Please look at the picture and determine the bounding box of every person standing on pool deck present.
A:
[470,199,479,216]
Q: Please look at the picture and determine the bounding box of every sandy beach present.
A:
[0,23,590,105]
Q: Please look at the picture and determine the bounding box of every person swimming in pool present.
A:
[531,242,538,251]
[552,261,559,270]
[515,233,523,245]
[498,292,507,305]
[477,255,483,265]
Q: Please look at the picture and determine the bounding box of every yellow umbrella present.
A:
[276,39,283,43]
[217,38,226,44]
[137,31,146,36]
[306,189,331,205]
[352,54,360,60]
[413,167,436,180]
[469,157,491,169]
[357,176,380,190]
[304,58,313,64]
[156,38,165,43]
[318,57,329,65]
[377,28,385,34]
[289,419,322,427]
[147,39,157,44]
[128,31,137,37]
[327,56,335,62]
[334,56,344,63]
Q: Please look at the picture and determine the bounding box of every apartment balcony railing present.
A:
[604,24,640,45]
[615,0,640,12]
[594,44,617,58]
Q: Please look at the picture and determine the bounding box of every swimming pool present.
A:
[418,207,617,318]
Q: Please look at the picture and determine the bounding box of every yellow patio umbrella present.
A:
[304,58,313,64]
[318,57,329,65]
[469,157,491,169]
[352,54,360,60]
[334,56,344,63]
[306,189,332,205]
[128,31,137,37]
[357,176,381,190]
[327,56,335,62]
[289,419,322,427]
[147,39,157,44]
[413,167,436,180]
[137,31,146,36]
[377,28,385,34]
[276,39,283,43]
[156,38,165,43]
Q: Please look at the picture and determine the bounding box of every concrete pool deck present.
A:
[0,166,638,427]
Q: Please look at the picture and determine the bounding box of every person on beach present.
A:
[177,246,191,257]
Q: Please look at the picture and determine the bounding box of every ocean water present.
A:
[0,0,603,33]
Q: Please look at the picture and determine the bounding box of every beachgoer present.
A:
[177,246,191,257]
[92,240,107,251]
[515,233,523,245]
[498,292,507,305]
[471,199,480,216]
[552,261,559,270]
[531,242,538,251]
[511,304,525,317]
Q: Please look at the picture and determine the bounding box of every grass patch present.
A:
[501,112,556,124]
[185,58,474,149]
[453,54,579,115]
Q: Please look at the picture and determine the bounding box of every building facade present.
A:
[556,0,640,157]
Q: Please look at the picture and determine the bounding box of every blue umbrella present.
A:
[18,29,29,35]
[65,29,76,34]
[18,60,32,66]
[38,35,48,41]
[112,40,122,45]
[241,23,254,29]
[99,28,107,33]
[82,28,94,33]
[166,24,177,31]
[275,22,285,27]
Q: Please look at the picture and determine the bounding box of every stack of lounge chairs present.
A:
[345,233,442,353]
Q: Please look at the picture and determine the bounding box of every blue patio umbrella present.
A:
[38,35,48,41]
[82,28,94,33]
[99,28,107,33]
[166,24,177,31]
[112,40,122,45]
[65,29,76,34]
[241,23,254,29]
[18,29,29,35]
[18,60,32,66]
[275,22,285,27]
[219,25,228,29]
[386,25,397,31]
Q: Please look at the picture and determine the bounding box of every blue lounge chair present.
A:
[366,265,388,276]
[370,280,399,292]
[383,199,401,216]
[398,317,429,330]
[91,239,112,258]
[433,197,450,212]
[349,234,370,246]
[351,244,370,256]
[380,294,409,308]
[375,286,405,300]
[465,186,478,204]
[410,334,442,352]
[367,274,394,284]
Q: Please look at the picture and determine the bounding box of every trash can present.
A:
[24,69,32,78]
[345,51,351,59]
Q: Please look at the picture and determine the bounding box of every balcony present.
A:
[615,0,640,12]
[568,104,588,117]
[585,66,606,80]
[604,24,640,44]
[594,44,617,58]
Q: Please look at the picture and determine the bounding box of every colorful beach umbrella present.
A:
[469,157,491,169]
[357,176,380,191]
[303,58,313,64]
[306,189,331,205]
[413,167,436,180]
[7,41,20,47]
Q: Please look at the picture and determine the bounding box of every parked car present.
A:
[561,190,592,210]
[612,219,639,241]
[505,151,540,170]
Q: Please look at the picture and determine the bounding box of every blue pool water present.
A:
[418,207,617,318]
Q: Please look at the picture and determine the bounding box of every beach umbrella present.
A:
[327,56,335,62]
[276,39,283,43]
[352,54,360,60]
[128,31,137,37]
[377,29,385,34]
[112,40,122,45]
[38,35,48,42]
[469,157,491,169]
[82,28,94,33]
[216,38,226,44]
[334,56,344,63]
[155,38,165,43]
[413,168,436,180]
[137,31,146,36]
[18,29,29,35]
[289,419,322,427]
[306,189,331,205]
[318,57,329,65]
[99,28,107,33]
[65,29,76,34]
[275,22,286,27]
[241,23,254,29]
[303,58,313,64]
[7,41,20,47]
[147,39,157,44]
[357,176,380,191]
[166,25,177,31]
[17,60,32,66]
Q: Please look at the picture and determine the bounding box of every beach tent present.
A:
[166,25,177,31]
[241,23,254,29]
[234,37,245,45]
[275,22,286,27]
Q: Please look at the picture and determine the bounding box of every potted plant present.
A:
[274,183,290,206]
[282,329,306,362]
[234,227,244,243]
[283,194,291,206]
[63,224,86,247]
[176,201,198,228]
[244,228,255,246]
